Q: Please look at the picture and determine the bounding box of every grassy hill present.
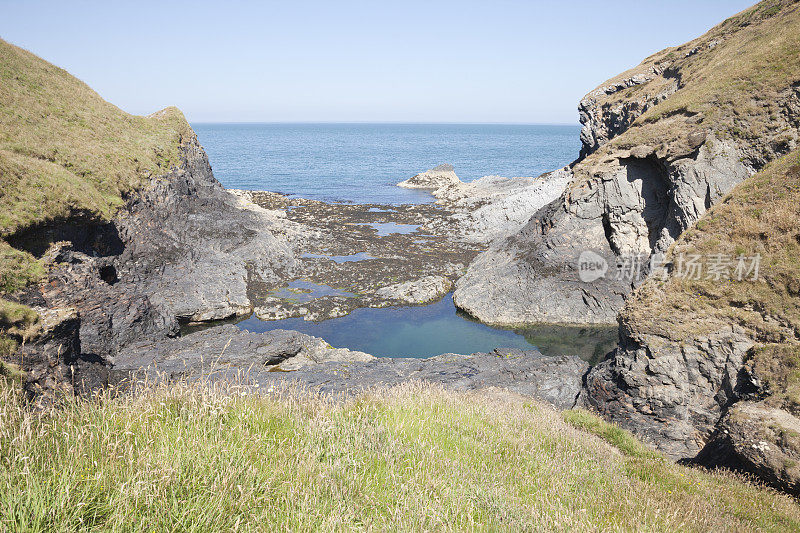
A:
[0,38,192,349]
[576,0,800,173]
[1,380,799,531]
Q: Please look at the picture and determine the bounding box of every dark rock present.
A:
[113,328,589,410]
[580,326,754,458]
[692,401,800,496]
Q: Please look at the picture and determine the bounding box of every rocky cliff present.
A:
[453,0,800,325]
[583,148,800,494]
[0,39,299,398]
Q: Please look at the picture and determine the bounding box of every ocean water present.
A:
[192,123,580,204]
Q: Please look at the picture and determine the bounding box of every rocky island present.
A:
[3,0,800,527]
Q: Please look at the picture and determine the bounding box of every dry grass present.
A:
[578,0,800,166]
[1,379,799,532]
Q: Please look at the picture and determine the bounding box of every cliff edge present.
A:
[453,0,800,325]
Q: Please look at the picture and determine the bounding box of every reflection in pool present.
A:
[235,293,617,362]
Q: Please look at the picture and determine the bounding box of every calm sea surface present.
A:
[192,123,580,204]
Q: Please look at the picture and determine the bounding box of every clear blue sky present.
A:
[1,0,755,124]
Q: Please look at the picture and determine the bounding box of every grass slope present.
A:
[580,0,800,167]
[1,380,799,532]
[0,37,191,344]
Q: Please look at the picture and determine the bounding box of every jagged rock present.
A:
[580,325,755,458]
[453,137,751,325]
[24,134,298,368]
[579,67,678,159]
[693,401,800,496]
[375,276,452,304]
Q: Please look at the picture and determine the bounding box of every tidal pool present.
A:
[235,293,617,362]
[354,222,420,236]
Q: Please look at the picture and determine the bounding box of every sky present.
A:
[1,0,756,124]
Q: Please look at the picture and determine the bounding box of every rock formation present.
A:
[454,0,800,325]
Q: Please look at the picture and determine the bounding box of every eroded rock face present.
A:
[22,133,297,382]
[693,402,800,496]
[578,66,679,159]
[581,325,756,458]
[115,136,296,324]
[453,137,751,326]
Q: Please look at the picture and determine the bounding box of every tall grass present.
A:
[1,379,799,531]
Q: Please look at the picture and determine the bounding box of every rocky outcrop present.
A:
[397,163,460,191]
[112,325,373,376]
[454,0,800,325]
[581,144,800,493]
[693,401,800,496]
[578,66,679,159]
[453,139,751,325]
[581,324,756,458]
[403,165,572,244]
[114,331,589,410]
[16,132,298,394]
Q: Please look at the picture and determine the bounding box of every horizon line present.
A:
[188,120,581,127]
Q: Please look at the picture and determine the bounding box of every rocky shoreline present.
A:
[4,1,800,498]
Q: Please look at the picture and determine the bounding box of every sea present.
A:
[192,123,580,204]
[190,123,612,359]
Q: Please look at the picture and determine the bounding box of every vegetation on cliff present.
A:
[577,0,799,171]
[0,38,192,347]
[1,380,799,532]
[624,147,800,409]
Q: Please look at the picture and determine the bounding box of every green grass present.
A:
[1,380,799,532]
[0,37,193,351]
[0,38,192,238]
